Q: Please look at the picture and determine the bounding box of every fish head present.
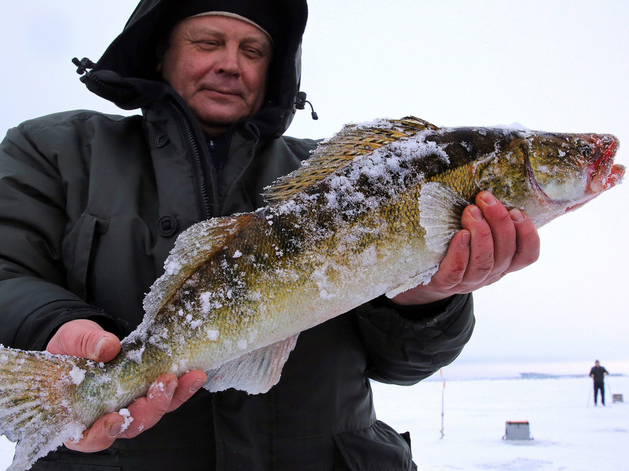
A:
[476,130,624,227]
[529,133,623,201]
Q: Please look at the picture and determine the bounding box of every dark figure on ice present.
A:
[590,360,609,406]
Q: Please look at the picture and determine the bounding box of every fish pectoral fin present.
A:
[263,117,439,203]
[203,334,300,395]
[384,183,469,298]
[418,182,470,255]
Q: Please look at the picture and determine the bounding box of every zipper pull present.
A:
[72,57,95,76]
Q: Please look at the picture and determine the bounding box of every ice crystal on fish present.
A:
[118,408,133,433]
[68,367,86,385]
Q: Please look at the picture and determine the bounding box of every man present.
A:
[0,0,539,469]
[590,360,609,406]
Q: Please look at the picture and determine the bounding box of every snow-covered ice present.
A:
[1,367,627,470]
[372,372,628,470]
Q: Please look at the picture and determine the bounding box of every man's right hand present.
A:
[46,319,207,453]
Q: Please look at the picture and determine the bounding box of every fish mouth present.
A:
[588,136,624,192]
[567,135,624,211]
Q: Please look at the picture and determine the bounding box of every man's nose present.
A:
[216,47,241,76]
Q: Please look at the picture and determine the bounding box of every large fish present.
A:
[0,117,624,470]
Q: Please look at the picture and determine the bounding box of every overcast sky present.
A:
[1,1,627,371]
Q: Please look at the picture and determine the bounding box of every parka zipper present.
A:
[166,98,214,220]
[208,140,226,178]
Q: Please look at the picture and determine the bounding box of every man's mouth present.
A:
[204,88,240,98]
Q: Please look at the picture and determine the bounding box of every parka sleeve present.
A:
[355,293,475,385]
[0,124,123,351]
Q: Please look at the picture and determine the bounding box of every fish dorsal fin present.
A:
[143,214,253,318]
[264,116,439,203]
[203,334,300,394]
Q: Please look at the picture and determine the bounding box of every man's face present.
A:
[158,15,273,135]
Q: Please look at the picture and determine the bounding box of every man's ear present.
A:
[155,37,169,74]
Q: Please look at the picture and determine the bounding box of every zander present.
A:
[0,117,624,471]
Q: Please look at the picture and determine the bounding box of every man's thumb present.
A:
[47,319,121,362]
[90,332,120,362]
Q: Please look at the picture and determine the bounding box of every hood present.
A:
[77,0,308,137]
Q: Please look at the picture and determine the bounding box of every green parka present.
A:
[0,0,474,469]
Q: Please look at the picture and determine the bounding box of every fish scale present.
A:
[0,116,624,471]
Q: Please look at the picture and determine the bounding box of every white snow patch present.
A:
[118,408,134,433]
[164,260,181,276]
[68,366,85,385]
[125,347,144,364]
[207,329,220,341]
[148,381,164,399]
[189,319,203,329]
[199,292,212,313]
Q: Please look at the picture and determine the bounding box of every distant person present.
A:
[590,360,609,406]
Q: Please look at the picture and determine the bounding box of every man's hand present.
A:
[392,191,540,306]
[47,319,207,453]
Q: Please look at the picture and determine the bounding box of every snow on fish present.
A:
[0,117,624,470]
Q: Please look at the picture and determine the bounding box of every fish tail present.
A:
[0,345,90,471]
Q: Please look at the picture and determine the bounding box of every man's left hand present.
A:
[392,191,540,306]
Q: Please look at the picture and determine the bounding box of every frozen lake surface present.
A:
[1,373,627,470]
[372,374,628,470]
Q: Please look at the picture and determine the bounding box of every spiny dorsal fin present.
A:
[264,116,439,203]
[143,213,254,318]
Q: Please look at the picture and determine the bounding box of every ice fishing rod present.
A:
[440,369,446,439]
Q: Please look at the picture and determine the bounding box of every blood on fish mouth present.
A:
[587,136,624,193]
[567,136,624,212]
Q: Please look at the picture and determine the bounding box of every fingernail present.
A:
[469,206,483,221]
[510,208,525,222]
[479,192,497,206]
[109,422,123,437]
[93,337,107,359]
[190,379,205,394]
[165,381,177,398]
[461,231,471,247]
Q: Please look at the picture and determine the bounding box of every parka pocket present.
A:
[333,421,416,471]
[64,213,109,301]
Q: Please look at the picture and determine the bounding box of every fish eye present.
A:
[577,145,592,158]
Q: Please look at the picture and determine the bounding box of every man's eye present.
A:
[243,48,263,59]
[196,40,220,49]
